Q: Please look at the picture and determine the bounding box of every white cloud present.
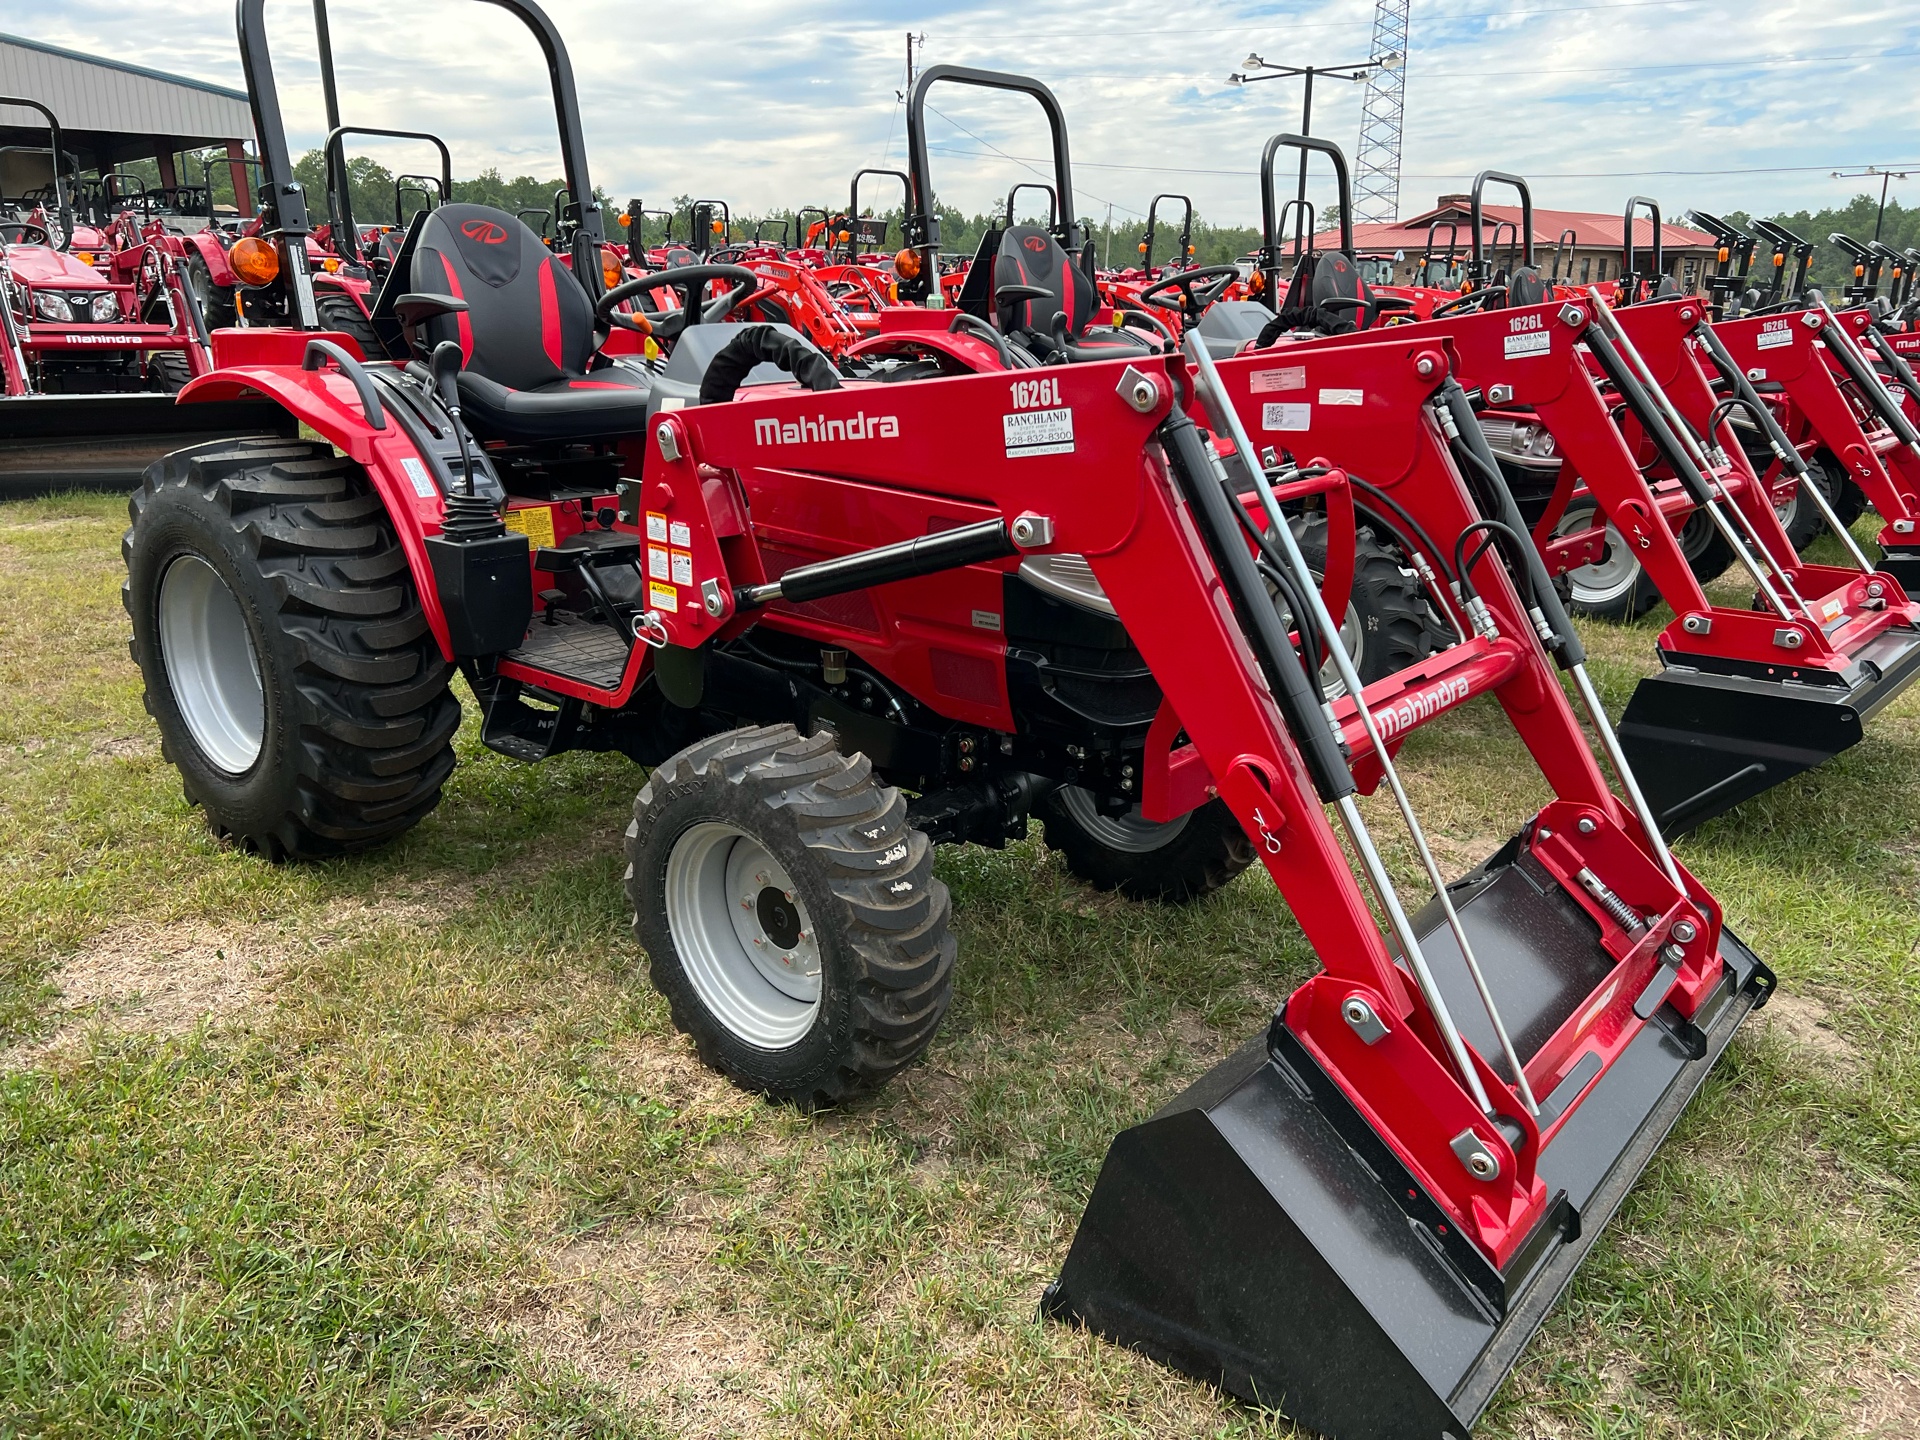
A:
[3,0,1918,226]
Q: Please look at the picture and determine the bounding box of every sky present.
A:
[4,0,1918,230]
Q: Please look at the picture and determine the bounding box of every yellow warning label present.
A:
[501,505,556,549]
[648,581,679,613]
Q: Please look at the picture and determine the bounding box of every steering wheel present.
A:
[1137,264,1241,323]
[0,221,51,246]
[1430,285,1504,319]
[595,263,761,347]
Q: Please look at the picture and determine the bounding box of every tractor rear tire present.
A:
[1813,449,1867,526]
[625,724,955,1106]
[124,436,459,860]
[1679,508,1736,586]
[316,293,384,362]
[1040,516,1425,904]
[1778,458,1840,552]
[1038,791,1254,903]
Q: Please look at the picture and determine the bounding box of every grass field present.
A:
[1,490,1916,1438]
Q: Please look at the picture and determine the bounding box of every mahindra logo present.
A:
[461,219,509,245]
[1022,235,1047,252]
[754,412,899,446]
[1374,676,1472,739]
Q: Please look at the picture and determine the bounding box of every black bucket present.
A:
[1045,847,1773,1440]
[1619,623,1920,838]
[0,393,296,490]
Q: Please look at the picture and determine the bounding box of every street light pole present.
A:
[1229,51,1401,250]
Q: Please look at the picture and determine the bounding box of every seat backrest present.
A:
[1507,265,1551,307]
[993,224,1095,338]
[1309,250,1369,325]
[410,203,595,390]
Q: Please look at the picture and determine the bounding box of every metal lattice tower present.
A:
[1353,0,1410,224]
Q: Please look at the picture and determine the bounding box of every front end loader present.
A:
[124,21,1776,1437]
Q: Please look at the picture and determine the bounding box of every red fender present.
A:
[179,347,457,658]
[179,230,237,287]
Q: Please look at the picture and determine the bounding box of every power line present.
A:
[965,0,1705,41]
[926,145,1920,182]
[1006,47,1915,83]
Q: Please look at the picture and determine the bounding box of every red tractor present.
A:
[125,14,1776,1438]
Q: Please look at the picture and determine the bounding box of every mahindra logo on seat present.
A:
[1022,235,1047,252]
[461,219,509,244]
[754,412,900,446]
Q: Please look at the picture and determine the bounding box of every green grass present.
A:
[1,493,1916,1437]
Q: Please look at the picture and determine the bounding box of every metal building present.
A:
[0,32,255,212]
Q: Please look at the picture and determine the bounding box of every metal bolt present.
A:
[1468,1152,1499,1179]
[1341,997,1389,1044]
[1803,310,1824,328]
[1867,581,1886,599]
[1559,305,1584,327]
[1487,384,1514,405]
[1117,365,1161,413]
[958,756,974,772]
[1538,828,1552,840]
[655,422,681,463]
[1416,356,1436,377]
[1663,942,1687,965]
[1673,920,1698,943]
[1683,614,1713,635]
[1577,817,1597,834]
[1010,512,1055,548]
[1895,519,1916,534]
[1773,627,1805,650]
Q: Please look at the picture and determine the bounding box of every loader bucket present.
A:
[0,394,295,490]
[1617,627,1920,837]
[1046,842,1774,1440]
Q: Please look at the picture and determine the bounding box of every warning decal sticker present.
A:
[1250,366,1307,394]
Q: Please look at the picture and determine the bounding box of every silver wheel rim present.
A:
[158,554,264,774]
[1270,588,1365,697]
[1055,785,1192,852]
[1554,502,1641,607]
[665,822,821,1049]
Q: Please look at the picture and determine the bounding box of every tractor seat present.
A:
[408,202,653,444]
[993,224,1152,360]
[1507,266,1552,306]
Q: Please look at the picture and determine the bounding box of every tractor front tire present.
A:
[124,436,459,860]
[625,724,955,1107]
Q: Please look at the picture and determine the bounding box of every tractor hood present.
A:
[7,245,112,288]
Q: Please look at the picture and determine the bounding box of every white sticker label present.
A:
[668,520,691,548]
[1756,326,1794,351]
[1503,330,1551,359]
[1250,366,1306,394]
[670,550,694,585]
[645,511,669,542]
[401,456,436,499]
[647,581,678,613]
[1004,406,1075,457]
[648,545,671,581]
[971,609,1002,632]
[1262,402,1311,431]
[1318,387,1363,406]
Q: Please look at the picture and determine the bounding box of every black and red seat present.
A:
[408,202,651,443]
[990,225,1153,360]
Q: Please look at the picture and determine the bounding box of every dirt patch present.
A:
[1843,1268,1920,1438]
[1762,991,1858,1071]
[509,1223,785,1435]
[88,734,158,762]
[1,895,456,1071]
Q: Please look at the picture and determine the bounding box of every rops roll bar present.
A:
[1141,193,1194,272]
[849,168,909,246]
[1469,169,1533,285]
[1259,134,1353,306]
[0,97,71,247]
[903,64,1079,301]
[1621,195,1663,300]
[239,0,606,329]
[321,125,452,266]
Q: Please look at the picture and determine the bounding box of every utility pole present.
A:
[907,32,925,90]
[1830,166,1912,243]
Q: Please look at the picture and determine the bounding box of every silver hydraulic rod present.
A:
[1693,321,1876,572]
[1186,333,1536,1118]
[1818,296,1920,461]
[1565,662,1686,888]
[1429,393,1688,890]
[1584,288,1798,621]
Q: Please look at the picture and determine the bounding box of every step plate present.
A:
[505,618,631,691]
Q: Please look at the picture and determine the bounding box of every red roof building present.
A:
[1313,195,1718,291]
